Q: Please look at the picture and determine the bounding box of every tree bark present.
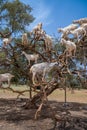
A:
[24,83,60,109]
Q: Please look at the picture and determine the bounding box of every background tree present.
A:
[0,0,34,84]
[0,0,34,37]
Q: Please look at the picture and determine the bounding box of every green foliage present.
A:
[0,0,35,34]
[0,0,35,84]
[66,74,81,90]
[0,1,87,88]
[0,51,6,59]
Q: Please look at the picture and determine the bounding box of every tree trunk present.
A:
[24,83,60,109]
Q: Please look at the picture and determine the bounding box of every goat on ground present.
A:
[22,51,39,65]
[61,38,76,57]
[0,73,14,87]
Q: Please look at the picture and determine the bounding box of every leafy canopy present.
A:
[0,0,35,34]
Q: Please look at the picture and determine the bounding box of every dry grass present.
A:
[0,85,87,103]
[48,88,87,103]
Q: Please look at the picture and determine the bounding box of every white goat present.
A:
[22,33,28,45]
[35,31,53,51]
[32,23,42,34]
[70,27,86,41]
[33,29,45,40]
[58,24,78,38]
[43,34,53,51]
[32,30,52,51]
[0,73,14,87]
[30,62,58,85]
[61,38,76,57]
[73,18,87,24]
[3,37,12,47]
[81,23,87,31]
[22,51,39,65]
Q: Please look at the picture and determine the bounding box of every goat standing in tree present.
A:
[70,26,86,42]
[61,38,76,57]
[21,51,39,65]
[81,23,87,32]
[58,24,78,38]
[0,73,14,88]
[73,17,87,25]
[3,37,12,47]
[22,33,28,45]
[30,62,58,85]
[43,34,53,51]
[32,23,42,34]
[30,23,42,39]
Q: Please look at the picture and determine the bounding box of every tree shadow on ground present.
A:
[0,98,87,130]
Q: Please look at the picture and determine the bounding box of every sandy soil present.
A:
[0,98,87,130]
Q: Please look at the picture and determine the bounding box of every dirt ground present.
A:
[0,99,87,130]
[0,89,87,130]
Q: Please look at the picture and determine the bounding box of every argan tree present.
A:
[0,0,34,81]
[0,1,87,120]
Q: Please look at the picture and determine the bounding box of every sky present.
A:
[21,0,87,37]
